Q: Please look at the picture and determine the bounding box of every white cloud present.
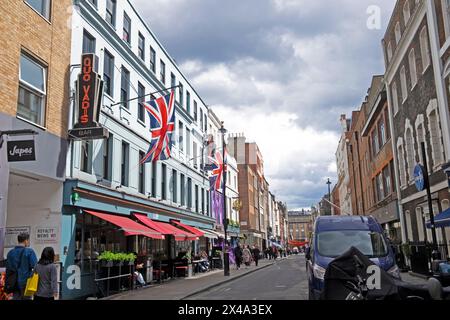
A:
[132,0,396,208]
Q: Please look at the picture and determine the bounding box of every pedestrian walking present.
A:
[252,246,260,267]
[34,247,58,301]
[242,245,252,268]
[5,233,37,300]
[233,244,243,270]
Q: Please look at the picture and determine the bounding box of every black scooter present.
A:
[321,246,450,300]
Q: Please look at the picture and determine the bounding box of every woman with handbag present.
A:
[33,247,58,301]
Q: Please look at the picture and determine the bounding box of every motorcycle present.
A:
[320,246,450,300]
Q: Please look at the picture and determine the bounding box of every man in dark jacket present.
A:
[233,245,243,270]
[252,246,261,267]
[6,233,37,300]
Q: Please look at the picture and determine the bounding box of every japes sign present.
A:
[69,54,108,140]
[7,140,36,162]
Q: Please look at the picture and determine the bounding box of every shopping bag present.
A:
[24,273,39,297]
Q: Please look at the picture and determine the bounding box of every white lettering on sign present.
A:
[8,145,34,157]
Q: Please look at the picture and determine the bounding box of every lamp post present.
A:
[326,178,332,216]
[219,122,230,276]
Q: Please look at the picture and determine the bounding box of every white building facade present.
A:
[61,0,214,299]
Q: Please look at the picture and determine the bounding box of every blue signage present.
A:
[414,164,425,192]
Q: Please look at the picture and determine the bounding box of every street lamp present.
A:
[219,122,230,277]
[326,178,332,215]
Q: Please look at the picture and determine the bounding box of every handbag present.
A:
[24,272,39,297]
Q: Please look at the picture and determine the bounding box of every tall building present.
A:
[382,0,450,249]
[336,114,353,215]
[0,0,72,261]
[360,77,400,239]
[287,211,312,245]
[62,0,215,299]
[228,134,266,248]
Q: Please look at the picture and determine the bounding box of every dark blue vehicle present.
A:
[306,215,400,300]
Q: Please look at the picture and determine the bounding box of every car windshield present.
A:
[317,230,388,258]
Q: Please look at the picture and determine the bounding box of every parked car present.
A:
[305,215,400,300]
[292,247,299,254]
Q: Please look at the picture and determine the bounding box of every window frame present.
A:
[24,0,51,21]
[17,52,48,127]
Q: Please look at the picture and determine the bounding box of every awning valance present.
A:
[199,229,219,239]
[133,214,198,241]
[171,220,204,237]
[85,210,164,239]
[426,208,450,229]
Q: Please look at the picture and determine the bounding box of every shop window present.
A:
[17,52,47,126]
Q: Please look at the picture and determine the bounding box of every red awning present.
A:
[133,214,198,241]
[85,210,165,239]
[171,220,205,237]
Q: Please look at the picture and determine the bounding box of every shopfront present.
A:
[60,179,214,299]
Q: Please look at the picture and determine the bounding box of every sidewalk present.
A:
[104,257,287,300]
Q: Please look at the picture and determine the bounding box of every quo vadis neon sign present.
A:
[70,54,108,140]
[74,54,103,129]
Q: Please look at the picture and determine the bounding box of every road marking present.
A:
[224,288,231,292]
[276,285,287,288]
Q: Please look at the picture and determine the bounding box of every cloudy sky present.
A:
[133,0,395,210]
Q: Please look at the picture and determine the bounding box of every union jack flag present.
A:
[208,149,227,191]
[140,91,175,163]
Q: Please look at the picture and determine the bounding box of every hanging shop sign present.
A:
[414,164,426,192]
[69,53,109,140]
[7,140,36,162]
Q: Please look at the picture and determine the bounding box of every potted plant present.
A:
[124,253,137,266]
[98,251,115,268]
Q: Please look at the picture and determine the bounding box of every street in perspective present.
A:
[1,0,450,305]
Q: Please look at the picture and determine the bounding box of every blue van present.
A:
[306,215,400,300]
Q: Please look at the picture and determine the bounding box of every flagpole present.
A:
[110,85,180,107]
[219,122,230,277]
